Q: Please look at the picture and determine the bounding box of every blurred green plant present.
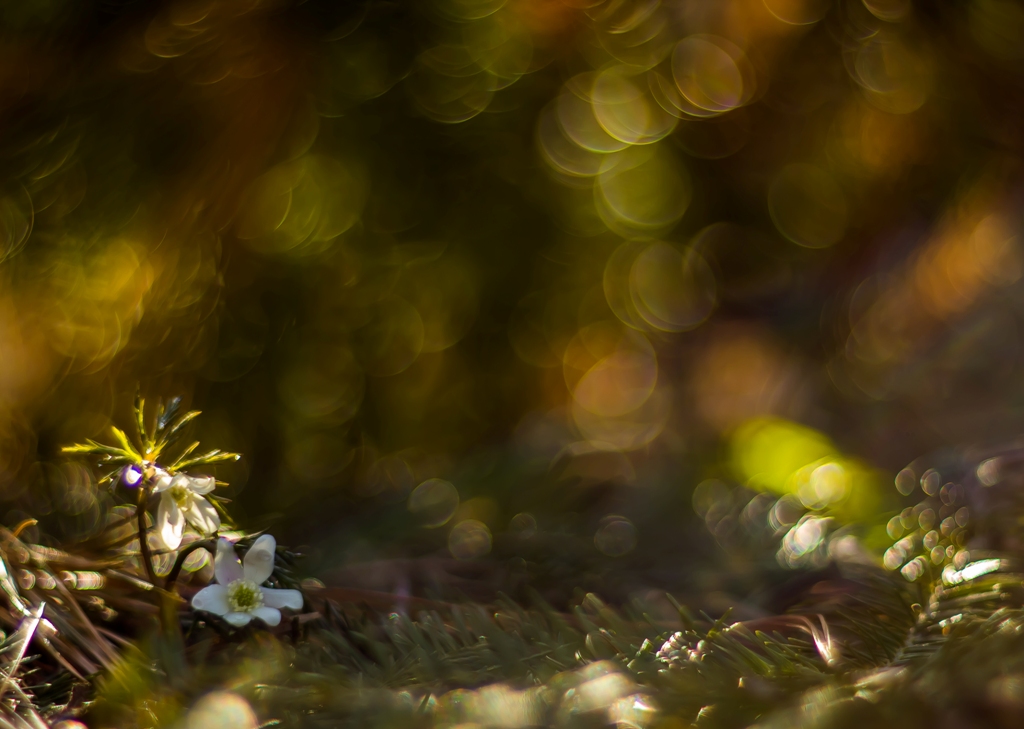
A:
[61,395,240,482]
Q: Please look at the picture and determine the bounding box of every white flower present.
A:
[191,536,303,627]
[121,464,143,487]
[152,471,220,551]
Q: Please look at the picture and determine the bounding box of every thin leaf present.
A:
[173,450,241,471]
[61,441,133,460]
[174,441,201,463]
[134,389,149,452]
[154,410,202,456]
[156,397,183,433]
[0,603,45,703]
[109,427,140,460]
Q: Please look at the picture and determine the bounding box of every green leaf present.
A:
[134,389,150,452]
[172,449,241,471]
[156,397,183,434]
[174,441,200,463]
[61,440,134,459]
[156,410,201,454]
[110,426,141,461]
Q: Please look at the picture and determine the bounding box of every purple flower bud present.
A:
[122,464,143,487]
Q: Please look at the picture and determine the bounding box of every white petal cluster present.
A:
[152,470,221,550]
[191,536,303,627]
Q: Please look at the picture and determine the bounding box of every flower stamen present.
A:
[170,484,193,509]
[226,579,263,613]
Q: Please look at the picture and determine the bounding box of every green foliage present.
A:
[2,407,1024,729]
[79,556,1024,728]
[12,404,1011,727]
[61,394,239,486]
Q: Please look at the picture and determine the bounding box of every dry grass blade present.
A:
[0,603,44,704]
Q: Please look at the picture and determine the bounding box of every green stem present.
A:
[136,486,158,587]
[164,539,216,593]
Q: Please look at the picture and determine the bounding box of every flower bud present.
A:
[122,464,143,487]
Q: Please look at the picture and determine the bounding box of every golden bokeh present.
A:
[1,5,1023,722]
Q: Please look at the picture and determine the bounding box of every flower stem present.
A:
[164,539,215,593]
[135,485,158,587]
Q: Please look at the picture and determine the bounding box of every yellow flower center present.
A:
[227,579,263,613]
[170,484,193,509]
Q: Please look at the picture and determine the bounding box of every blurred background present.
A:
[2,0,1024,620]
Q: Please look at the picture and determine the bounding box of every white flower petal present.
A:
[191,584,229,615]
[189,475,217,495]
[252,606,282,626]
[215,538,244,585]
[152,469,174,493]
[223,612,253,627]
[261,587,303,611]
[243,535,276,584]
[183,495,220,535]
[156,495,184,551]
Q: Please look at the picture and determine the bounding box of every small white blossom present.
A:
[152,470,220,550]
[121,464,143,487]
[191,536,303,627]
